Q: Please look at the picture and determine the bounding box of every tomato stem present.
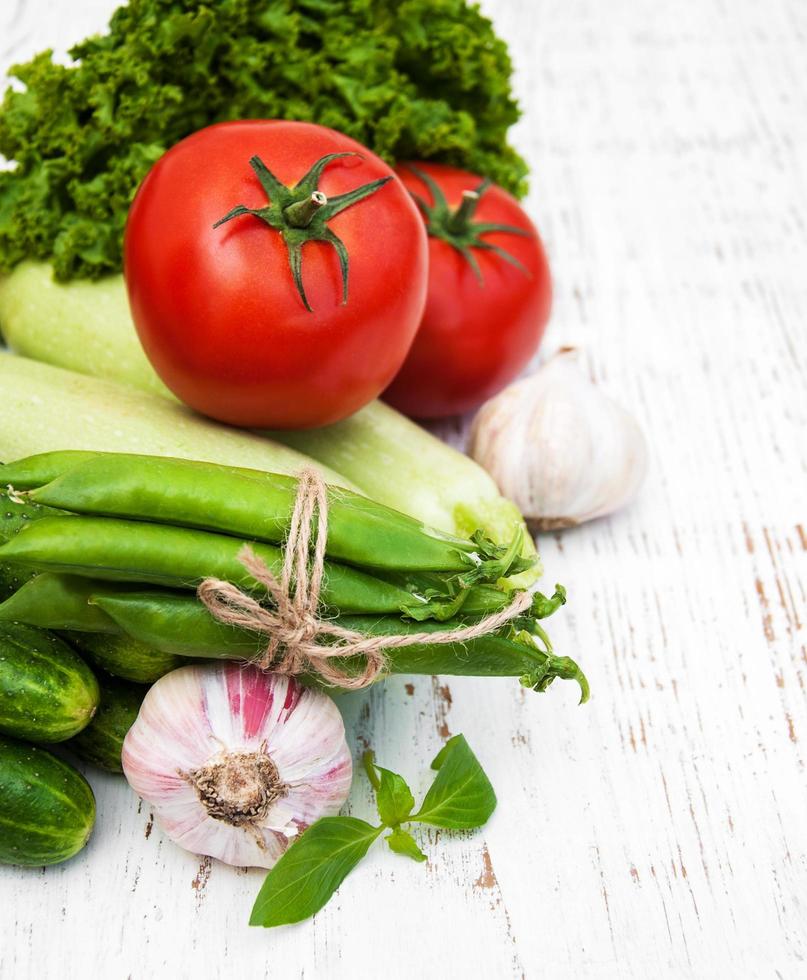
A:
[213,154,391,312]
[284,191,327,229]
[447,190,481,234]
[403,164,532,285]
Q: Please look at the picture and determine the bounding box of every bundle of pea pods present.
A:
[0,451,587,698]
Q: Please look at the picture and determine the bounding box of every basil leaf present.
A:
[363,750,415,826]
[249,817,382,928]
[412,734,497,829]
[375,767,416,826]
[386,827,427,862]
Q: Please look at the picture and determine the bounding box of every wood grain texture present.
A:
[1,0,805,977]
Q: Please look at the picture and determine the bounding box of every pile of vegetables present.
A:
[0,449,584,918]
[0,0,646,932]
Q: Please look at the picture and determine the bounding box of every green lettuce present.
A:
[0,0,527,281]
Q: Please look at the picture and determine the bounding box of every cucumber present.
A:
[0,624,99,742]
[69,676,144,772]
[67,630,183,684]
[0,734,96,866]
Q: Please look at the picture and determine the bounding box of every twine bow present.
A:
[198,468,533,690]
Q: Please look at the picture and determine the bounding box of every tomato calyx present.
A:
[214,152,392,311]
[404,164,532,284]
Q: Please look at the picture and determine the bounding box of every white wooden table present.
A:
[1,1,806,976]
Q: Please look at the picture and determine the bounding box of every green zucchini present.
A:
[0,734,96,866]
[0,624,99,742]
[69,676,144,772]
[67,630,183,684]
[0,353,351,488]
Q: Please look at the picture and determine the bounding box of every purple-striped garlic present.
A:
[122,664,352,868]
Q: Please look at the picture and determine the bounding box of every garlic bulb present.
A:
[122,664,352,868]
[468,349,647,530]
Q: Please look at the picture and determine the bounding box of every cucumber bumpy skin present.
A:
[0,624,99,743]
[0,734,96,866]
[69,676,145,773]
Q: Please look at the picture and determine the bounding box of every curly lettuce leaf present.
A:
[0,0,527,280]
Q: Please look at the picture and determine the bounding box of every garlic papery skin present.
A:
[468,349,647,530]
[122,664,352,869]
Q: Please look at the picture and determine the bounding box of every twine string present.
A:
[197,468,532,690]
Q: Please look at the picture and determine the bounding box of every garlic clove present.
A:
[468,348,647,530]
[122,664,353,869]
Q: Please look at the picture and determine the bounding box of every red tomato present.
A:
[124,121,428,429]
[383,162,552,419]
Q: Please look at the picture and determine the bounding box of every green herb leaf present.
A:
[363,750,415,826]
[387,827,427,863]
[249,817,381,928]
[376,769,416,827]
[251,735,497,927]
[412,735,497,829]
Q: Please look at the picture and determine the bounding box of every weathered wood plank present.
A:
[0,0,805,976]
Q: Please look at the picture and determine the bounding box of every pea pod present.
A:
[0,563,36,601]
[335,615,589,700]
[22,452,489,574]
[0,451,100,491]
[85,586,519,664]
[89,588,589,699]
[0,565,511,637]
[91,588,266,659]
[2,449,421,529]
[0,489,64,601]
[0,487,63,542]
[0,516,423,615]
[0,572,121,632]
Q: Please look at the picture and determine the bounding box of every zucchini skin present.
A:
[0,735,96,866]
[69,676,145,772]
[0,624,99,742]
